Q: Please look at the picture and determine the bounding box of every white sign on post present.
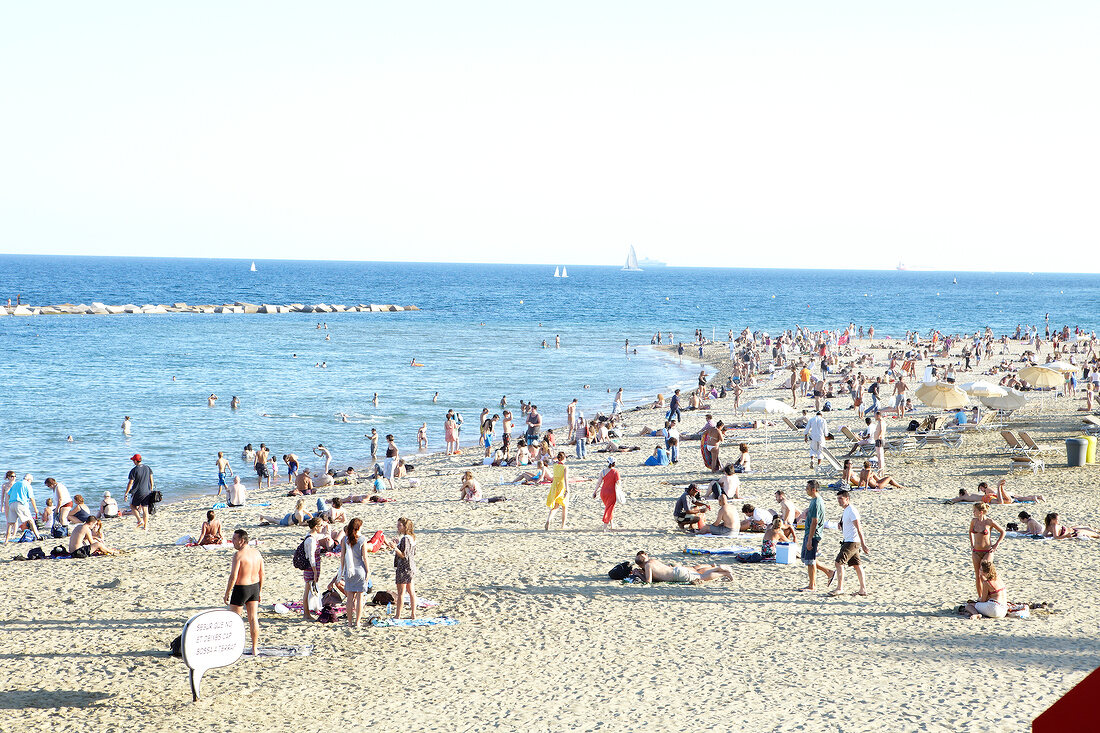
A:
[181,609,246,701]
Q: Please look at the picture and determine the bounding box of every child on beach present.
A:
[386,517,417,619]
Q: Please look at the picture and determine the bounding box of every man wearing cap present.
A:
[593,457,623,530]
[124,454,155,531]
[5,474,40,542]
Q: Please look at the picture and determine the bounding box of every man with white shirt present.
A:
[804,411,828,470]
[831,490,869,597]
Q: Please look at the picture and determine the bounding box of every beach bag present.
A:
[305,582,322,614]
[608,561,632,580]
[51,522,69,538]
[50,545,68,558]
[18,529,36,543]
[27,547,46,560]
[371,590,395,606]
[292,539,311,570]
[321,588,343,607]
[170,635,183,657]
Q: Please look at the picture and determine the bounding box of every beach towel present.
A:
[243,645,313,657]
[1006,531,1047,540]
[684,545,755,556]
[369,616,458,628]
[211,501,270,510]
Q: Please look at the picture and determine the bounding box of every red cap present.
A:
[130,454,142,462]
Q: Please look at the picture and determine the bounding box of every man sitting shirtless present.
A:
[631,551,733,584]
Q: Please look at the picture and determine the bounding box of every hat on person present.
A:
[24,474,33,482]
[607,457,616,466]
[130,454,141,462]
[103,491,111,498]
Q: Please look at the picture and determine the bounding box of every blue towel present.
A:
[369,617,458,628]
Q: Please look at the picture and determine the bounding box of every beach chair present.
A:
[840,426,875,457]
[885,435,918,452]
[783,417,800,432]
[1010,453,1045,474]
[999,430,1027,455]
[816,446,842,478]
[917,432,962,450]
[1083,416,1100,436]
[1018,432,1050,453]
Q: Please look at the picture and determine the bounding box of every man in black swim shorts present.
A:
[224,529,265,655]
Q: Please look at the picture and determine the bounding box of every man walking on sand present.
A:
[799,480,834,591]
[224,528,264,656]
[124,454,154,532]
[567,399,577,440]
[873,412,887,473]
[804,410,827,471]
[830,490,869,597]
[893,376,908,419]
[216,452,233,498]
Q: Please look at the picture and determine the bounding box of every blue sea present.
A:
[0,255,1090,502]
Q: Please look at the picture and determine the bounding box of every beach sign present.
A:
[180,609,245,701]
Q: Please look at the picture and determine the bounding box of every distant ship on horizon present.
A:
[623,246,665,270]
[638,257,667,267]
[896,261,908,271]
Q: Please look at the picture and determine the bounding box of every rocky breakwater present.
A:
[0,302,419,316]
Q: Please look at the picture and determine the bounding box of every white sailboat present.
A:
[623,245,642,271]
[250,261,257,272]
[561,266,568,278]
[554,266,561,277]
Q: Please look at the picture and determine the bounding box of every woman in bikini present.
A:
[857,461,905,490]
[198,510,223,545]
[1016,511,1043,535]
[978,479,1044,504]
[1043,512,1100,539]
[964,560,1008,619]
[969,503,1004,597]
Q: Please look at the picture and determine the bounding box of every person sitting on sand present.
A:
[696,493,739,536]
[69,494,93,524]
[460,471,483,501]
[631,551,733,584]
[1016,511,1043,535]
[775,490,805,527]
[839,459,859,488]
[643,445,671,466]
[1043,512,1100,539]
[962,560,1008,620]
[317,470,336,489]
[674,484,709,531]
[326,497,347,525]
[740,503,775,532]
[762,516,795,558]
[198,510,223,545]
[288,469,315,496]
[98,491,120,519]
[227,476,248,507]
[732,443,752,473]
[258,499,312,527]
[857,461,905,490]
[69,516,114,557]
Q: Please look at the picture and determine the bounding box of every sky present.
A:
[1,1,1098,271]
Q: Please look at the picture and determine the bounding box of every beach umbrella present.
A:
[914,382,970,410]
[1018,366,1062,389]
[741,398,794,452]
[979,389,1028,412]
[1043,360,1076,373]
[959,380,1008,398]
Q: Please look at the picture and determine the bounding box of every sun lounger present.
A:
[884,435,918,452]
[783,416,800,432]
[839,426,875,457]
[816,446,843,478]
[917,432,962,450]
[1083,416,1100,436]
[1010,453,1045,474]
[1017,432,1050,453]
[999,430,1027,454]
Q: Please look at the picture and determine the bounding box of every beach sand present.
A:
[2,337,1098,732]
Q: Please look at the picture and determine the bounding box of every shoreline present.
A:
[1,301,418,316]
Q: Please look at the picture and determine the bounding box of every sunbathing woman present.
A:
[969,503,1004,597]
[1017,511,1044,535]
[840,459,859,488]
[511,460,549,485]
[258,498,312,526]
[198,510,223,545]
[857,461,905,490]
[978,479,1044,504]
[1043,512,1100,539]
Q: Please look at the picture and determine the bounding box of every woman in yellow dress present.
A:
[545,451,570,530]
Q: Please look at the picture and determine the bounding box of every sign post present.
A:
[180,609,246,702]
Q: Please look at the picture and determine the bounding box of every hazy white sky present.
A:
[1,1,1097,271]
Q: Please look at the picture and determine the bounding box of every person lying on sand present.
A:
[631,551,733,584]
[511,460,549,485]
[953,479,1043,504]
[1043,512,1100,539]
[258,499,312,526]
[1016,511,1044,535]
[856,461,905,490]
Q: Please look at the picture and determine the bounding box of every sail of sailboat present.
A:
[554,267,560,277]
[561,267,568,278]
[622,246,642,271]
[250,261,257,272]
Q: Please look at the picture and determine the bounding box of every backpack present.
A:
[51,522,69,538]
[291,539,311,570]
[608,561,632,580]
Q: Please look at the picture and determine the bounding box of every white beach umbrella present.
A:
[959,380,1008,398]
[741,398,795,452]
[914,382,970,410]
[1043,360,1076,373]
[1018,366,1062,389]
[979,389,1028,412]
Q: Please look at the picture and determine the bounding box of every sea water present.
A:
[0,255,1090,501]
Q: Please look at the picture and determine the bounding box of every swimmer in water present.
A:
[66,435,73,442]
[433,392,439,403]
[122,416,131,435]
[372,393,379,407]
[230,396,240,410]
[325,334,330,341]
[208,394,218,407]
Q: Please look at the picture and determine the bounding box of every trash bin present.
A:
[1066,438,1088,467]
[1083,435,1097,464]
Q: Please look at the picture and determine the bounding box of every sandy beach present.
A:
[3,335,1099,732]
